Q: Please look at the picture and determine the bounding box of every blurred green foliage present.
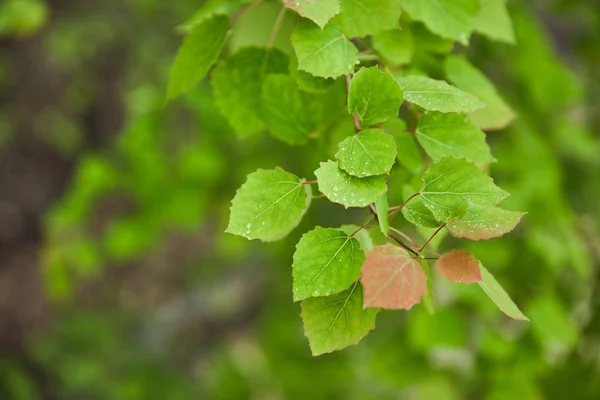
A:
[0,0,599,399]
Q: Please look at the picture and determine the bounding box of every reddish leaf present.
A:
[435,249,482,284]
[361,243,427,310]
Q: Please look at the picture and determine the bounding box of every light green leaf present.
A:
[292,20,359,78]
[420,157,508,221]
[283,0,340,28]
[211,47,288,138]
[167,15,230,100]
[337,0,402,38]
[475,0,515,44]
[402,195,440,228]
[177,0,251,32]
[403,0,480,45]
[336,129,397,177]
[348,67,404,126]
[301,282,378,355]
[315,160,387,208]
[260,74,319,145]
[375,194,389,235]
[445,55,516,131]
[226,168,311,241]
[289,56,336,94]
[447,203,525,240]
[416,112,495,167]
[292,227,365,301]
[339,224,374,252]
[478,265,528,321]
[372,29,415,66]
[396,75,485,113]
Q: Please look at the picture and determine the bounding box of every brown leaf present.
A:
[360,243,427,310]
[435,249,481,284]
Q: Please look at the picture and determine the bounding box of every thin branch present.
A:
[302,180,318,185]
[351,223,376,237]
[419,223,447,252]
[231,0,264,23]
[389,227,420,248]
[345,74,361,133]
[267,6,286,48]
[311,194,326,199]
[388,192,420,222]
[388,233,420,258]
[383,129,416,134]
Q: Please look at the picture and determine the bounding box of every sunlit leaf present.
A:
[314,160,387,208]
[292,227,365,301]
[361,243,427,309]
[337,0,402,38]
[475,0,515,44]
[435,249,481,283]
[348,67,404,126]
[283,0,340,28]
[167,15,230,100]
[226,168,311,241]
[447,203,525,240]
[336,129,397,177]
[301,282,378,355]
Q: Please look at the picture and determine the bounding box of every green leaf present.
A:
[315,160,387,208]
[372,29,415,66]
[444,55,516,130]
[337,0,402,38]
[260,74,319,145]
[420,157,508,221]
[301,282,378,356]
[177,0,251,32]
[167,15,230,100]
[348,67,404,126]
[292,20,359,78]
[226,168,311,241]
[289,56,336,94]
[447,203,525,240]
[401,195,440,228]
[416,112,495,167]
[478,265,528,321]
[375,194,389,235]
[292,227,365,301]
[361,243,427,309]
[396,75,485,113]
[283,0,340,28]
[474,0,515,44]
[339,224,374,252]
[336,129,397,177]
[211,47,289,138]
[403,0,480,45]
[385,119,424,174]
[410,23,454,54]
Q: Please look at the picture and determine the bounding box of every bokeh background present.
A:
[1,0,600,399]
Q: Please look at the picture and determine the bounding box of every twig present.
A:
[419,223,447,252]
[232,0,264,23]
[267,6,286,48]
[388,233,420,258]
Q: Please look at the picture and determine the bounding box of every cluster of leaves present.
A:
[167,0,530,355]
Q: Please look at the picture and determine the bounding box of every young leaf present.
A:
[337,0,402,38]
[348,67,404,126]
[339,224,374,253]
[361,243,427,310]
[415,112,495,167]
[292,227,365,301]
[283,0,340,28]
[475,0,515,44]
[401,195,440,228]
[435,249,482,284]
[211,48,288,138]
[445,55,516,131]
[336,129,397,177]
[403,0,480,45]
[372,29,415,66]
[167,15,230,100]
[396,75,485,113]
[374,194,389,235]
[447,204,525,240]
[301,282,378,356]
[226,168,311,241]
[314,160,387,208]
[289,56,336,94]
[421,157,509,221]
[260,74,318,145]
[292,20,359,78]
[478,265,529,321]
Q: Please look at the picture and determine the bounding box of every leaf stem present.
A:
[388,233,419,258]
[419,223,447,252]
[302,180,318,185]
[384,129,416,134]
[389,227,420,248]
[267,6,286,49]
[231,0,264,23]
[311,194,326,199]
[388,192,420,222]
